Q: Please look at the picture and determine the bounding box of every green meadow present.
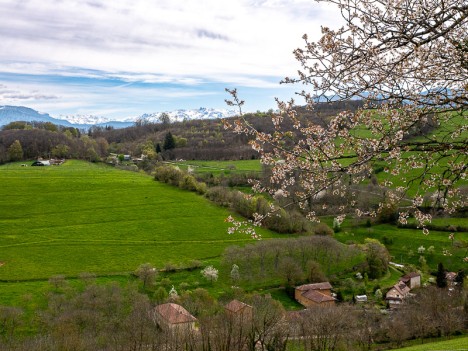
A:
[173,159,262,175]
[334,222,467,271]
[0,160,278,283]
[392,336,468,351]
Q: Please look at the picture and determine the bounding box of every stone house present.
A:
[400,272,421,289]
[385,282,411,307]
[295,282,335,307]
[225,299,253,321]
[153,303,197,332]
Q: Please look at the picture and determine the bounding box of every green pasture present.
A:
[392,336,468,351]
[171,159,262,175]
[0,160,279,284]
[334,222,467,271]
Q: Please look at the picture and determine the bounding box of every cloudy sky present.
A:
[0,0,339,120]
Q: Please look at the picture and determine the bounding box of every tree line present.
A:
[0,279,465,351]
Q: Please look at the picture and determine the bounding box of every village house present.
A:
[224,299,253,321]
[153,303,197,332]
[400,272,421,289]
[295,282,335,307]
[386,282,411,307]
[385,272,422,308]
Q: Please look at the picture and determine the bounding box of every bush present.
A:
[313,223,334,236]
[382,236,393,245]
[153,165,183,185]
[179,174,198,191]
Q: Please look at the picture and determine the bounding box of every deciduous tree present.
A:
[201,265,219,284]
[7,140,23,161]
[135,263,157,290]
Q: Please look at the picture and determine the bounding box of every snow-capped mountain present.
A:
[59,114,114,125]
[0,106,238,129]
[135,107,237,123]
[0,105,74,127]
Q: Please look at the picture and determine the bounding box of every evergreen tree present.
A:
[155,143,162,153]
[455,269,465,288]
[7,140,23,161]
[436,262,447,288]
[163,132,176,151]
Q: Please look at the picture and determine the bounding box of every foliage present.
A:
[225,0,468,237]
[334,221,467,271]
[7,140,23,161]
[135,263,157,289]
[363,238,390,279]
[436,262,447,288]
[230,264,240,284]
[0,125,102,162]
[223,235,363,285]
[313,223,334,236]
[163,131,176,150]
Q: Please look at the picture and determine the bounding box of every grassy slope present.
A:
[173,159,261,175]
[334,222,467,271]
[0,160,278,282]
[392,336,468,351]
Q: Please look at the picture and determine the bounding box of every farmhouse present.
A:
[400,272,421,289]
[385,282,411,307]
[295,282,335,307]
[153,303,197,332]
[225,299,253,321]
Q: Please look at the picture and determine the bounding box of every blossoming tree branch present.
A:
[225,0,467,236]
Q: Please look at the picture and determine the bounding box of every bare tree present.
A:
[225,0,467,238]
[298,305,353,351]
[248,295,288,351]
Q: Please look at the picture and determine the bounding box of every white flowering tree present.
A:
[225,0,467,238]
[230,263,240,284]
[201,265,219,284]
[168,285,178,300]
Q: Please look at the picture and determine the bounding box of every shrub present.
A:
[382,236,393,245]
[313,223,334,236]
[179,174,198,191]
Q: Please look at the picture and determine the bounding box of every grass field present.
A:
[392,336,468,350]
[334,222,467,272]
[0,160,279,284]
[172,159,262,175]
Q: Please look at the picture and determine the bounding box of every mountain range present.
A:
[0,106,238,129]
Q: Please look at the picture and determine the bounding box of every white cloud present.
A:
[0,0,342,117]
[0,0,340,83]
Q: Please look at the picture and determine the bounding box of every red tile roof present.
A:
[301,289,336,303]
[154,303,197,324]
[225,299,251,313]
[296,282,332,291]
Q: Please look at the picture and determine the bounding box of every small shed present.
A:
[355,295,368,303]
